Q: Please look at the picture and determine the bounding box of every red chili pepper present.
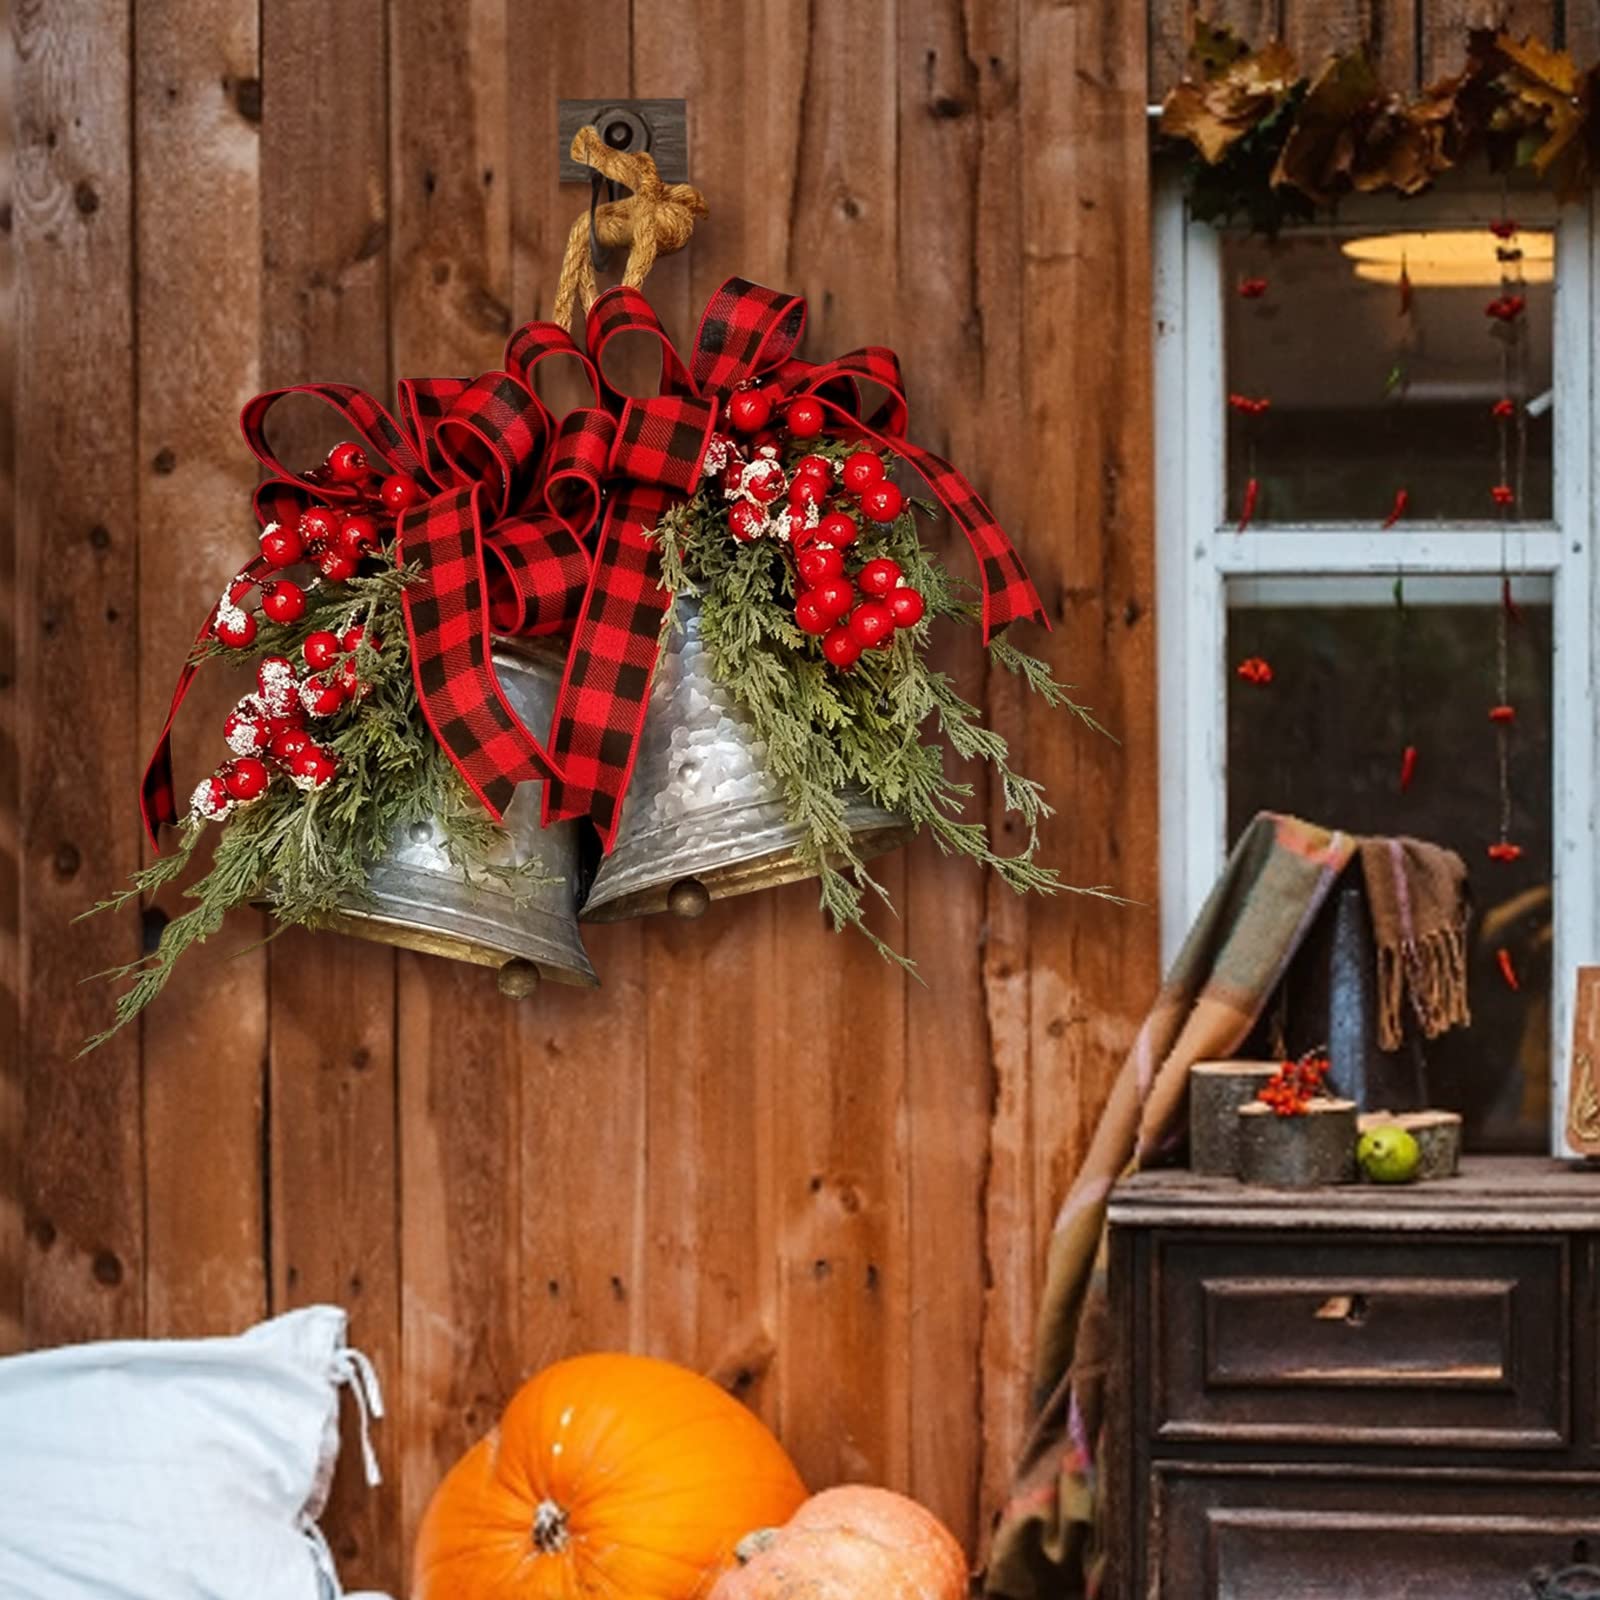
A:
[1490,218,1519,240]
[1228,394,1271,416]
[1497,947,1520,991]
[1400,744,1418,792]
[1238,476,1259,532]
[1492,397,1517,419]
[1382,488,1409,529]
[1491,483,1516,506]
[1503,575,1523,623]
[1487,841,1524,863]
[1236,655,1273,686]
[1488,704,1516,723]
[1486,294,1527,323]
[1238,276,1269,299]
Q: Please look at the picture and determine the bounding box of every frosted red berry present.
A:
[299,505,344,546]
[215,610,257,649]
[729,501,764,541]
[259,522,305,568]
[315,546,359,582]
[326,441,369,482]
[842,451,885,494]
[261,580,307,624]
[269,727,311,764]
[859,482,905,523]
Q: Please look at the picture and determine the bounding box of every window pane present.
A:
[1226,575,1552,1152]
[1223,223,1554,525]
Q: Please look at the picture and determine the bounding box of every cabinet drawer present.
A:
[1152,1468,1600,1600]
[1152,1233,1568,1448]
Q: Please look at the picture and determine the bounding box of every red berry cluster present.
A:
[792,546,926,670]
[212,440,419,651]
[1484,293,1526,323]
[1256,1053,1330,1117]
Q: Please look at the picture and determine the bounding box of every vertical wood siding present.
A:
[9,0,1159,1587]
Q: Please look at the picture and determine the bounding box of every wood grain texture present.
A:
[135,0,269,1343]
[1282,0,1416,83]
[4,0,1177,1578]
[261,0,400,1590]
[0,0,20,1358]
[14,0,145,1346]
[1420,0,1556,82]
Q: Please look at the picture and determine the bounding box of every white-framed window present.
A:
[1154,170,1597,1155]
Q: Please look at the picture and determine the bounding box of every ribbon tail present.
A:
[399,485,561,822]
[140,552,278,850]
[542,486,675,847]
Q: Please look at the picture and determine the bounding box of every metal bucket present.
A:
[580,599,912,923]
[327,643,598,993]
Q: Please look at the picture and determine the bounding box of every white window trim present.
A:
[1153,175,1599,1155]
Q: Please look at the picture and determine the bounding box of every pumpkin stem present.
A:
[532,1499,570,1555]
[734,1529,779,1565]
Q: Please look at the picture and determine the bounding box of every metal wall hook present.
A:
[558,99,689,185]
[588,171,618,271]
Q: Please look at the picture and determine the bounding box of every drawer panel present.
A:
[1154,1233,1567,1448]
[1153,1468,1600,1600]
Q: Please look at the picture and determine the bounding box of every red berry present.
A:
[191,775,232,820]
[299,673,346,718]
[788,475,826,510]
[842,451,885,494]
[340,624,377,654]
[379,474,421,513]
[729,501,765,541]
[299,505,344,546]
[797,547,845,585]
[337,513,380,558]
[795,455,834,483]
[338,657,363,695]
[847,601,895,650]
[269,727,311,764]
[223,709,270,755]
[795,593,833,635]
[784,398,826,439]
[822,627,862,670]
[315,546,359,582]
[259,521,305,568]
[816,511,858,547]
[223,757,271,802]
[254,655,299,712]
[261,580,307,624]
[727,389,773,433]
[326,441,368,482]
[740,459,785,504]
[303,631,342,670]
[215,609,257,649]
[812,577,855,620]
[860,482,905,523]
[290,745,339,788]
[888,584,926,628]
[858,557,903,597]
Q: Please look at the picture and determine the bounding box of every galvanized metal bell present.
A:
[580,598,912,923]
[327,643,598,991]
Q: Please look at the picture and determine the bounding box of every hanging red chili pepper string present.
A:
[1486,212,1527,868]
[1233,275,1267,533]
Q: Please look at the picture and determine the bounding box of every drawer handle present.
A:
[1529,1561,1600,1598]
[1313,1292,1369,1326]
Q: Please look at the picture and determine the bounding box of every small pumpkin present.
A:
[413,1352,807,1600]
[709,1485,970,1600]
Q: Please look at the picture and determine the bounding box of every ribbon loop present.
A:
[433,372,552,518]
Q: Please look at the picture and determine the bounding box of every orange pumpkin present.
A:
[708,1486,970,1600]
[413,1352,807,1599]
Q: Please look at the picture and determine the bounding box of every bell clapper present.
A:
[666,877,711,919]
[497,958,543,998]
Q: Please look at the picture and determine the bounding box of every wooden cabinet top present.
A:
[1109,1156,1600,1233]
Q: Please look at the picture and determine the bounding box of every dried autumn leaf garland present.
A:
[82,267,1098,1043]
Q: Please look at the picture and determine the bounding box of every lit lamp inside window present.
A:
[1342,229,1554,287]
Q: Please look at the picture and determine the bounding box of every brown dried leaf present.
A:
[1271,49,1382,200]
[1496,33,1589,184]
[1189,18,1250,80]
[1161,38,1301,165]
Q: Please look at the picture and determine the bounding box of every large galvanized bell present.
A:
[327,642,598,993]
[580,599,913,923]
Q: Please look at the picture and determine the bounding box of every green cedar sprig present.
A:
[654,440,1112,972]
[80,559,546,1052]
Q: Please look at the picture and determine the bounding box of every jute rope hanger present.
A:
[552,125,709,331]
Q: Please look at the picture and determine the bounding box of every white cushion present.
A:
[0,1305,390,1600]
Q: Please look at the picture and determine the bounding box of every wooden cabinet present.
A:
[1107,1159,1600,1598]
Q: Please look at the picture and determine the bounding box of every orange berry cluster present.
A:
[1256,1053,1330,1118]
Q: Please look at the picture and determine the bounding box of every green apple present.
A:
[1358,1125,1421,1184]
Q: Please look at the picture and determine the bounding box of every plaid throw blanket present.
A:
[984,813,1357,1599]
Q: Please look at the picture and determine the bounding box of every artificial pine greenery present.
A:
[655,439,1104,972]
[81,561,543,1051]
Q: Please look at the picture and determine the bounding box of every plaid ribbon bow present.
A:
[140,320,614,845]
[540,276,1049,846]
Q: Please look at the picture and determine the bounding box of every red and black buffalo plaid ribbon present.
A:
[540,276,1047,846]
[140,324,612,845]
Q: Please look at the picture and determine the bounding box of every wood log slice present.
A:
[1357,1110,1462,1181]
[1237,1098,1358,1189]
[1189,1061,1281,1176]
